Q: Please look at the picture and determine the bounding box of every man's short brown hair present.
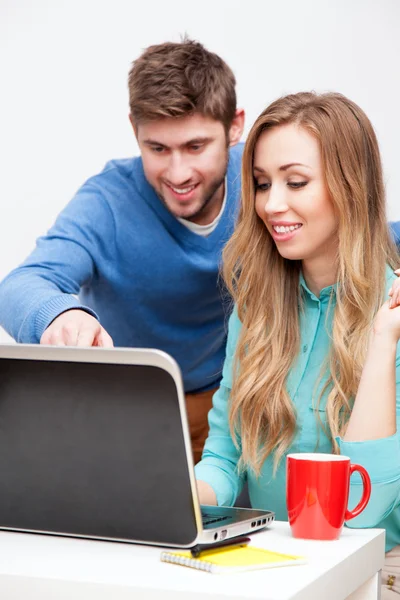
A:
[128,38,237,132]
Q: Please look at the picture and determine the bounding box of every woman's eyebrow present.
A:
[279,162,311,171]
[253,162,312,173]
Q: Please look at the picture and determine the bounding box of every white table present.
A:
[0,521,385,600]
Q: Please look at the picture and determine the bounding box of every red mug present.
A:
[286,453,371,540]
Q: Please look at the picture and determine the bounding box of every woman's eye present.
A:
[255,182,271,191]
[288,181,308,189]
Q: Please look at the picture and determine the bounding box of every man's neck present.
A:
[188,181,225,226]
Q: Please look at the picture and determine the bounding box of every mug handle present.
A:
[344,463,372,521]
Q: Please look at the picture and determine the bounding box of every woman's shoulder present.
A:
[227,304,243,332]
[225,305,243,352]
[385,265,398,292]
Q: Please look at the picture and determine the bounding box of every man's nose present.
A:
[165,153,192,186]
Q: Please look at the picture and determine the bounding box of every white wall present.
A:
[1,0,399,342]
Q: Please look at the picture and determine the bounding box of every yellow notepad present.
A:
[160,544,306,574]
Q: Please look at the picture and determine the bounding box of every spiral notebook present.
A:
[160,544,306,574]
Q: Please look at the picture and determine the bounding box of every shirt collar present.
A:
[299,272,337,302]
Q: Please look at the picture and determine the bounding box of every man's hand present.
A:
[40,309,114,347]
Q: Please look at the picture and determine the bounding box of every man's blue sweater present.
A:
[0,145,243,393]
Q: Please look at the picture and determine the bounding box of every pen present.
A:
[190,535,251,558]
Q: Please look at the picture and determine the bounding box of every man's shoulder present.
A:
[226,143,244,201]
[74,156,151,212]
[229,142,244,164]
[390,221,400,245]
[227,142,244,180]
[83,156,142,190]
[63,156,146,221]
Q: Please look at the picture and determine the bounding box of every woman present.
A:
[195,92,400,597]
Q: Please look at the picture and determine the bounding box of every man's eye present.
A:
[288,181,308,189]
[189,145,202,151]
[151,147,165,153]
[255,182,271,191]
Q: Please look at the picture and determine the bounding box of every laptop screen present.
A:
[0,356,198,545]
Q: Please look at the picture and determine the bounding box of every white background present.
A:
[0,0,399,342]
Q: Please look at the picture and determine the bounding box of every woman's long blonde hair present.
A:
[223,92,399,474]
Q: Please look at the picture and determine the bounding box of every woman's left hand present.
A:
[388,268,400,309]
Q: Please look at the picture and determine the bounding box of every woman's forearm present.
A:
[344,331,397,442]
[196,480,218,505]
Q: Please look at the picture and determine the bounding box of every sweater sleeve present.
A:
[338,342,400,528]
[194,307,245,506]
[0,185,115,343]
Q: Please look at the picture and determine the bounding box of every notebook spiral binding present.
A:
[160,551,213,572]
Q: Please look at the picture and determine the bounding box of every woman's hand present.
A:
[373,302,400,343]
[373,269,400,342]
[388,268,400,308]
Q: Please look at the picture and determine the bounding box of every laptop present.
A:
[0,344,274,547]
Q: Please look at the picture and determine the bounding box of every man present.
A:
[0,39,244,463]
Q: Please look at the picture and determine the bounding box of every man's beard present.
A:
[181,173,226,222]
[158,151,229,222]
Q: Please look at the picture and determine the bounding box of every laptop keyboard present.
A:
[201,511,230,526]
